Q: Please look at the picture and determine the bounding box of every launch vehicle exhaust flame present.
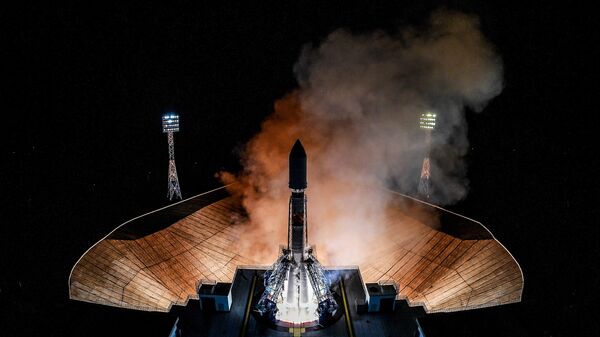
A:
[221,10,503,266]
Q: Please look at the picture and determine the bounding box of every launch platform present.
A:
[69,185,522,314]
[69,140,522,336]
[169,267,426,337]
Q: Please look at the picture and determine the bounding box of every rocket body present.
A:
[288,192,306,262]
[288,139,308,263]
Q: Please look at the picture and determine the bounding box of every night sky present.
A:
[1,2,597,336]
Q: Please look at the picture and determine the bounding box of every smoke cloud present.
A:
[221,10,503,265]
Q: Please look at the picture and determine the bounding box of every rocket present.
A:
[288,139,308,263]
[256,139,338,325]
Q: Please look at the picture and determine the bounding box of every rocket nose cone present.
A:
[289,139,307,189]
[290,139,306,159]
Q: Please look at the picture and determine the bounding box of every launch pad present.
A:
[69,139,522,337]
[155,135,428,336]
[169,267,426,337]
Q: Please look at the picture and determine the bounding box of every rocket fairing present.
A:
[256,140,338,325]
[289,139,307,190]
[288,140,308,262]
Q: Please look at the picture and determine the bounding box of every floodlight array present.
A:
[162,113,180,133]
[419,112,436,130]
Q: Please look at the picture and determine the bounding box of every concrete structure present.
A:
[168,268,426,337]
[198,282,233,312]
[69,186,523,314]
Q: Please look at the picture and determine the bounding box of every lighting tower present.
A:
[418,112,436,199]
[162,113,182,201]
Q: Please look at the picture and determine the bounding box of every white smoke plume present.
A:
[221,10,503,265]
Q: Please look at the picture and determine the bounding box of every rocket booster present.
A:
[288,139,308,261]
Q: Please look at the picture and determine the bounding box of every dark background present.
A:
[1,1,596,336]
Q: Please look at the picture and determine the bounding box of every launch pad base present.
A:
[169,267,426,337]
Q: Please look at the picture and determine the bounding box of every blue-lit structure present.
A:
[162,113,180,133]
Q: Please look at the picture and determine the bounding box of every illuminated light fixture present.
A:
[162,113,182,200]
[419,112,436,130]
[418,111,436,199]
[162,113,180,133]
